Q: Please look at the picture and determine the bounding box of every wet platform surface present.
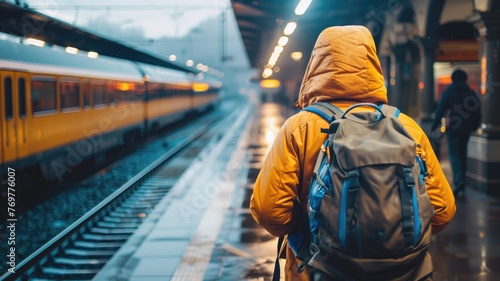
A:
[94,101,500,281]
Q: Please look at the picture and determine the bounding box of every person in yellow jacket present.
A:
[250,25,456,280]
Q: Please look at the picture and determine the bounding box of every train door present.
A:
[0,71,27,171]
[15,73,28,162]
[1,72,17,171]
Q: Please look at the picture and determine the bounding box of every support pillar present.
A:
[391,45,409,113]
[417,37,441,156]
[468,11,500,195]
[418,37,439,122]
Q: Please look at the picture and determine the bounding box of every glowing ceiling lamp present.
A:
[262,68,273,78]
[87,51,99,59]
[291,52,303,61]
[65,46,78,54]
[26,38,45,47]
[295,0,312,15]
[278,36,289,46]
[284,22,297,35]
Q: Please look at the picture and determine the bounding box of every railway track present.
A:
[0,113,228,281]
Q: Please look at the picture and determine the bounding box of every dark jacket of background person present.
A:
[250,25,456,281]
[431,71,481,136]
[431,69,481,192]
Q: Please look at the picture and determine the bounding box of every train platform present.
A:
[92,101,500,281]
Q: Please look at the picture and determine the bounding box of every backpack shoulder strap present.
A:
[378,104,401,118]
[302,102,344,123]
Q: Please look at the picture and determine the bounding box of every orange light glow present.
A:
[193,83,210,92]
[438,75,452,85]
[115,83,134,91]
[260,79,281,89]
[481,56,487,95]
[418,81,424,90]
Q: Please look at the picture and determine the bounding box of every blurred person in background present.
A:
[431,69,481,197]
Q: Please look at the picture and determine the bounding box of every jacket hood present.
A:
[295,25,388,108]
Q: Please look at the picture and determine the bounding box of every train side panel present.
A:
[21,75,145,181]
[192,90,220,112]
[191,75,222,112]
[144,81,192,131]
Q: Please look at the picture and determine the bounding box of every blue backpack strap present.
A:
[302,102,344,123]
[379,104,425,248]
[378,104,401,118]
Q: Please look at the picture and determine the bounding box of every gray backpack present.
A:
[299,102,434,280]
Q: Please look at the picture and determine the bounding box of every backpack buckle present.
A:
[346,170,360,190]
[402,167,415,188]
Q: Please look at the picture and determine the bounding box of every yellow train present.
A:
[0,38,221,190]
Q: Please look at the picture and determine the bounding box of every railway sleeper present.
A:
[137,182,172,188]
[64,248,116,258]
[82,233,130,241]
[53,257,108,268]
[108,210,147,218]
[119,201,156,209]
[134,188,172,195]
[134,192,166,198]
[115,204,154,210]
[96,221,141,228]
[142,179,175,186]
[131,192,166,199]
[102,216,144,223]
[41,266,100,279]
[73,240,123,249]
[90,226,136,234]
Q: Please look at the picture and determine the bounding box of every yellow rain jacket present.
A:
[250,26,456,280]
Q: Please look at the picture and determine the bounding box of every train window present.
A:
[107,84,116,105]
[60,79,80,111]
[161,84,174,97]
[82,81,90,109]
[108,82,135,105]
[133,83,144,101]
[18,77,26,118]
[146,82,158,100]
[92,82,106,107]
[31,77,56,115]
[4,77,13,120]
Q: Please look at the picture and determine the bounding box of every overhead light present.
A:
[169,54,177,61]
[295,0,312,15]
[26,38,45,47]
[87,51,99,59]
[193,83,209,92]
[65,46,78,54]
[284,22,297,35]
[274,45,284,54]
[196,63,204,70]
[186,60,194,67]
[263,68,273,78]
[291,52,303,61]
[260,79,281,89]
[278,36,289,46]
